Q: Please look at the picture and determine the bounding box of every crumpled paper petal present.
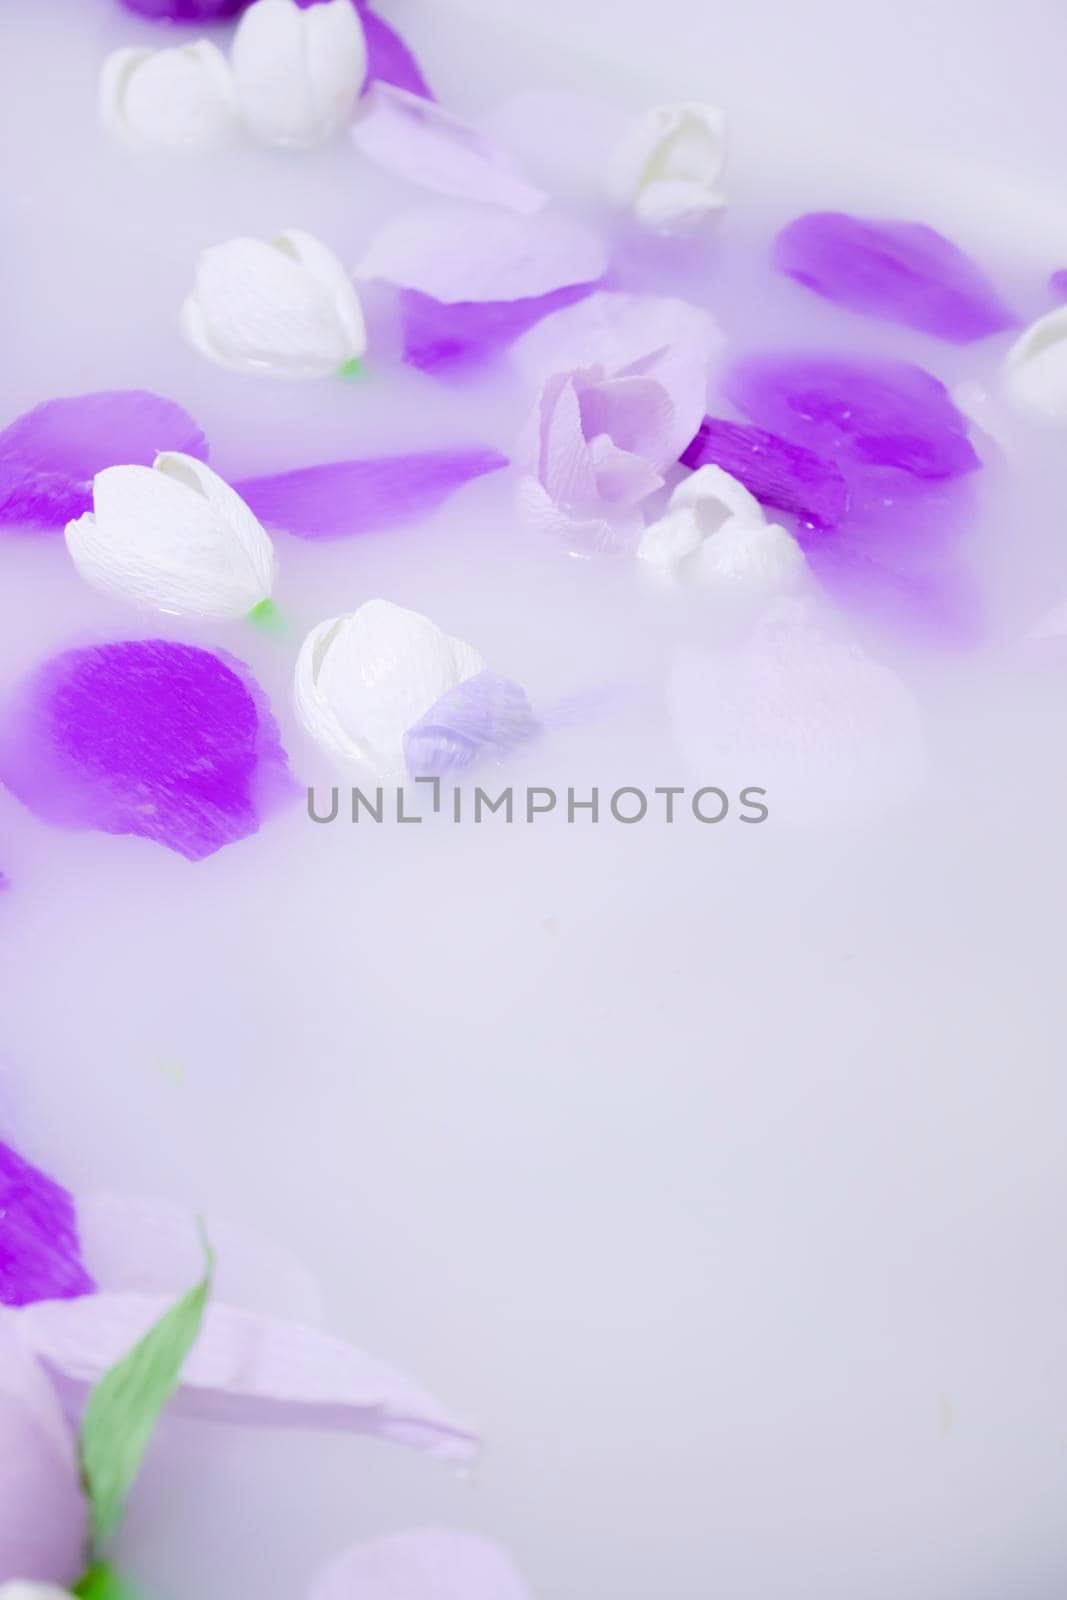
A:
[680,417,849,530]
[0,1141,95,1308]
[9,1294,478,1462]
[309,1529,531,1600]
[354,1,434,99]
[404,672,539,777]
[773,211,1019,342]
[0,1322,87,1587]
[0,641,291,861]
[0,391,208,534]
[726,353,981,482]
[511,289,721,394]
[357,204,607,303]
[398,283,595,373]
[236,449,506,539]
[352,85,545,213]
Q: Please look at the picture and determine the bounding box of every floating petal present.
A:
[399,284,595,373]
[0,1141,94,1308]
[1004,307,1067,422]
[680,417,849,530]
[0,1321,86,1588]
[404,672,539,776]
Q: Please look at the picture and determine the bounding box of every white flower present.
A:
[232,0,367,148]
[295,599,486,776]
[637,466,805,588]
[608,102,727,233]
[1004,306,1067,421]
[65,453,276,619]
[99,40,238,152]
[181,229,366,378]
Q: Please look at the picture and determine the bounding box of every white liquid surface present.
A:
[2,2,1067,1597]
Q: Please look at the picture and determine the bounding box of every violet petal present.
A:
[726,354,981,482]
[236,450,507,540]
[357,2,434,99]
[404,672,540,777]
[773,211,1019,342]
[0,641,290,862]
[680,417,849,531]
[0,1320,88,1588]
[0,1141,95,1308]
[400,283,595,374]
[0,390,208,534]
[11,1293,478,1463]
[1050,270,1067,303]
[119,0,248,15]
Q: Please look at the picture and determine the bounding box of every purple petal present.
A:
[357,2,434,99]
[119,0,248,15]
[1050,270,1067,303]
[310,1529,532,1600]
[0,641,291,862]
[352,85,544,213]
[236,450,507,540]
[726,354,981,483]
[773,212,1019,342]
[404,673,539,777]
[400,283,595,374]
[0,1320,87,1587]
[0,390,208,534]
[358,206,607,303]
[0,1140,95,1308]
[680,417,850,531]
[12,1294,479,1463]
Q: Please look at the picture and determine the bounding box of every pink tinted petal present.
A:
[773,212,1019,342]
[0,641,292,862]
[0,1320,87,1587]
[310,1528,531,1600]
[404,672,539,778]
[0,1140,94,1308]
[681,417,850,531]
[76,1196,324,1328]
[357,206,607,303]
[399,283,596,374]
[12,1294,478,1463]
[352,85,545,213]
[726,354,981,482]
[236,450,506,540]
[0,391,208,534]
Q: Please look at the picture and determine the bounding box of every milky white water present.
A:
[2,2,1067,1596]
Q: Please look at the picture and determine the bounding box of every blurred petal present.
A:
[236,450,506,540]
[310,1528,531,1600]
[0,1141,94,1308]
[11,1294,478,1462]
[681,417,849,531]
[774,212,1019,342]
[1004,306,1067,422]
[357,205,606,302]
[0,391,208,534]
[352,85,545,213]
[0,641,292,861]
[404,672,539,777]
[398,283,595,374]
[0,1321,86,1587]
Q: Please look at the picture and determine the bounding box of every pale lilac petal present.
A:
[587,435,663,507]
[511,289,721,393]
[0,1141,95,1309]
[515,475,637,555]
[580,373,677,471]
[726,354,981,483]
[680,417,849,531]
[0,1320,87,1587]
[404,673,539,777]
[538,375,600,508]
[236,450,506,540]
[773,212,1019,342]
[310,1529,531,1600]
[11,1294,478,1463]
[352,85,545,213]
[0,390,208,534]
[399,283,595,373]
[357,205,607,303]
[357,2,434,99]
[76,1196,325,1327]
[0,641,292,861]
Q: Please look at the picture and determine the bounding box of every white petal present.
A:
[1004,307,1067,421]
[65,453,275,618]
[694,518,807,588]
[232,0,366,148]
[99,41,238,152]
[639,466,805,588]
[636,506,705,568]
[181,233,364,376]
[609,102,727,232]
[668,464,766,527]
[295,600,486,777]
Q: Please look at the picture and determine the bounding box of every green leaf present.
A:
[74,1562,143,1599]
[79,1224,214,1550]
